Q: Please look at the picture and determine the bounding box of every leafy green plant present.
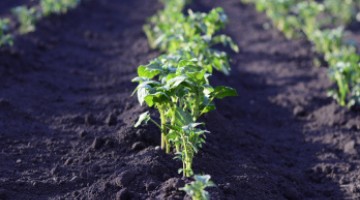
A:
[12,6,40,34]
[144,6,238,75]
[243,0,360,108]
[41,0,80,16]
[243,0,301,38]
[181,175,215,200]
[295,1,323,39]
[8,0,82,37]
[323,0,357,25]
[133,0,238,179]
[0,18,13,46]
[133,56,237,176]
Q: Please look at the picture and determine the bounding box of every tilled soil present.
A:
[0,0,360,200]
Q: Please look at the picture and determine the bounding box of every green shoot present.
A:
[41,0,81,16]
[12,6,40,34]
[0,18,13,46]
[181,175,215,200]
[243,0,360,108]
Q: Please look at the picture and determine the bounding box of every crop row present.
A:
[0,0,81,46]
[133,0,238,199]
[243,0,360,108]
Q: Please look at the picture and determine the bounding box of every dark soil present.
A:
[0,0,38,15]
[0,0,359,200]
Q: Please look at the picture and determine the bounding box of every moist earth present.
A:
[0,0,360,200]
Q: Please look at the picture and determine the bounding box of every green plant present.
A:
[12,6,40,34]
[0,18,13,46]
[323,0,357,25]
[144,7,238,75]
[133,0,238,179]
[41,0,80,16]
[295,1,323,39]
[181,175,215,200]
[244,0,301,38]
[243,0,360,108]
[133,56,237,176]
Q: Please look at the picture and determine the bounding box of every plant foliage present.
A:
[243,0,360,108]
[181,175,215,200]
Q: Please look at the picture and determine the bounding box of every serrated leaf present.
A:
[174,107,193,126]
[144,92,169,107]
[134,111,150,127]
[200,104,215,115]
[137,63,162,79]
[166,75,187,89]
[211,86,237,99]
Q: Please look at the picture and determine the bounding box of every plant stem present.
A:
[181,131,192,177]
[159,108,170,153]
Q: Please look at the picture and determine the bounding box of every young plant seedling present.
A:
[181,174,215,200]
[12,6,40,34]
[41,0,80,16]
[0,18,13,46]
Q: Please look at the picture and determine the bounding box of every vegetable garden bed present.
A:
[0,0,359,199]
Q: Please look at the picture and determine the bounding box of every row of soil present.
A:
[0,0,359,199]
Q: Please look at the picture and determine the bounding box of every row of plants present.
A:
[243,0,360,107]
[0,0,81,46]
[133,0,238,199]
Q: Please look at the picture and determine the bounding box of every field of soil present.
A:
[0,0,360,199]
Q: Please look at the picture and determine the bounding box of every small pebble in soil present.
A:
[116,188,131,200]
[343,140,357,154]
[131,142,145,151]
[91,137,104,150]
[293,106,306,117]
[105,113,117,126]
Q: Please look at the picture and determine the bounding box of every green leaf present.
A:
[137,63,162,79]
[144,92,169,107]
[194,174,212,184]
[200,104,215,115]
[134,111,150,127]
[182,123,204,132]
[166,75,187,89]
[137,86,150,106]
[211,86,237,99]
[174,107,193,126]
